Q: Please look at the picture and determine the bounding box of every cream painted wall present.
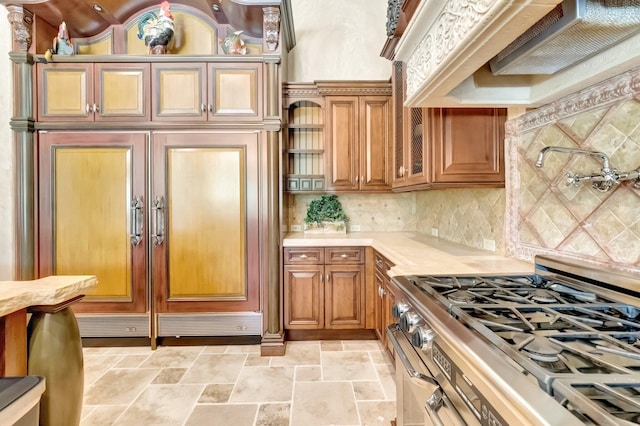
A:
[0,6,15,280]
[287,0,391,82]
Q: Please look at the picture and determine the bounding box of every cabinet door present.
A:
[324,265,365,329]
[152,131,260,313]
[284,265,324,329]
[151,63,207,121]
[208,63,263,122]
[325,96,359,191]
[403,107,430,186]
[374,271,385,341]
[37,63,93,122]
[432,108,506,184]
[38,132,148,314]
[359,96,392,191]
[95,63,150,122]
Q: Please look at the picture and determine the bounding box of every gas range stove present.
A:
[389,255,640,425]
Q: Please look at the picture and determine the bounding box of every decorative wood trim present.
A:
[263,6,280,52]
[6,5,32,52]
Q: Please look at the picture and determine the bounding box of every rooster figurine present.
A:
[137,1,175,54]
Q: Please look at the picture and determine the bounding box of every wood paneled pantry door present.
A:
[38,131,261,339]
[151,132,260,314]
[38,132,148,315]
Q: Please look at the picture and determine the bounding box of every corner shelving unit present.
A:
[285,97,325,192]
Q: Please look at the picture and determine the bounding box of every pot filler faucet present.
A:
[536,146,640,192]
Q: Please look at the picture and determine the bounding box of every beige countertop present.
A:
[0,275,98,317]
[283,232,533,276]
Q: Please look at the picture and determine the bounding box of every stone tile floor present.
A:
[80,340,397,425]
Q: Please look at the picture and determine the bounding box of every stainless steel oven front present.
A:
[387,324,469,426]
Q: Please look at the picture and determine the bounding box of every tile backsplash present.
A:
[288,188,507,252]
[506,67,640,272]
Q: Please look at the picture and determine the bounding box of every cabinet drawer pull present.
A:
[375,259,383,267]
[340,253,348,259]
[299,254,308,259]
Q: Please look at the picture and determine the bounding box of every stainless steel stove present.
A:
[388,255,640,425]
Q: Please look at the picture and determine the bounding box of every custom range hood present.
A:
[394,0,640,107]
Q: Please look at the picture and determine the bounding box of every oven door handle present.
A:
[387,324,441,392]
[387,324,452,426]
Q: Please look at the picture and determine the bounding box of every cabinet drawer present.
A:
[325,247,364,264]
[284,247,324,264]
[374,251,394,273]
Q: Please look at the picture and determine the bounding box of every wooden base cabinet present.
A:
[374,250,396,357]
[284,247,365,330]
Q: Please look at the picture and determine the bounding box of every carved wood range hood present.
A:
[391,0,640,107]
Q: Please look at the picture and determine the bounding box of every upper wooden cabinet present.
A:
[431,108,506,184]
[37,63,150,122]
[391,62,506,191]
[152,62,263,122]
[325,95,392,192]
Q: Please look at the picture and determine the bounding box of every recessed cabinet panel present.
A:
[38,65,92,121]
[152,64,206,120]
[326,97,358,191]
[97,64,149,120]
[325,265,364,329]
[210,65,261,120]
[284,265,324,329]
[167,147,246,299]
[360,96,392,190]
[432,108,505,184]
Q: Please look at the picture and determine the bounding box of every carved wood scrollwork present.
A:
[386,0,404,37]
[263,6,280,52]
[6,6,32,52]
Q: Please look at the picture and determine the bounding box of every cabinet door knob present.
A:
[201,104,206,113]
[92,103,99,113]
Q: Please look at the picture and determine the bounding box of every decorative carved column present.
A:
[7,5,36,281]
[260,5,285,356]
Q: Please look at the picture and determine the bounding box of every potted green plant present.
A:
[304,194,349,233]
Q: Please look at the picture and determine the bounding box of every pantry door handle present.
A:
[130,196,143,246]
[151,196,165,246]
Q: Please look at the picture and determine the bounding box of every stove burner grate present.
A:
[447,290,476,304]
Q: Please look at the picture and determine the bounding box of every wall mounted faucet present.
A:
[535,146,640,192]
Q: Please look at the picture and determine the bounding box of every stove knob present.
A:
[392,302,410,319]
[411,326,436,349]
[400,311,422,332]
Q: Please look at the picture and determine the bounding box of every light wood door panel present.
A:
[209,64,262,121]
[37,64,93,121]
[153,131,260,313]
[38,132,147,313]
[152,63,206,121]
[283,265,323,329]
[325,96,358,191]
[167,147,246,299]
[96,63,150,121]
